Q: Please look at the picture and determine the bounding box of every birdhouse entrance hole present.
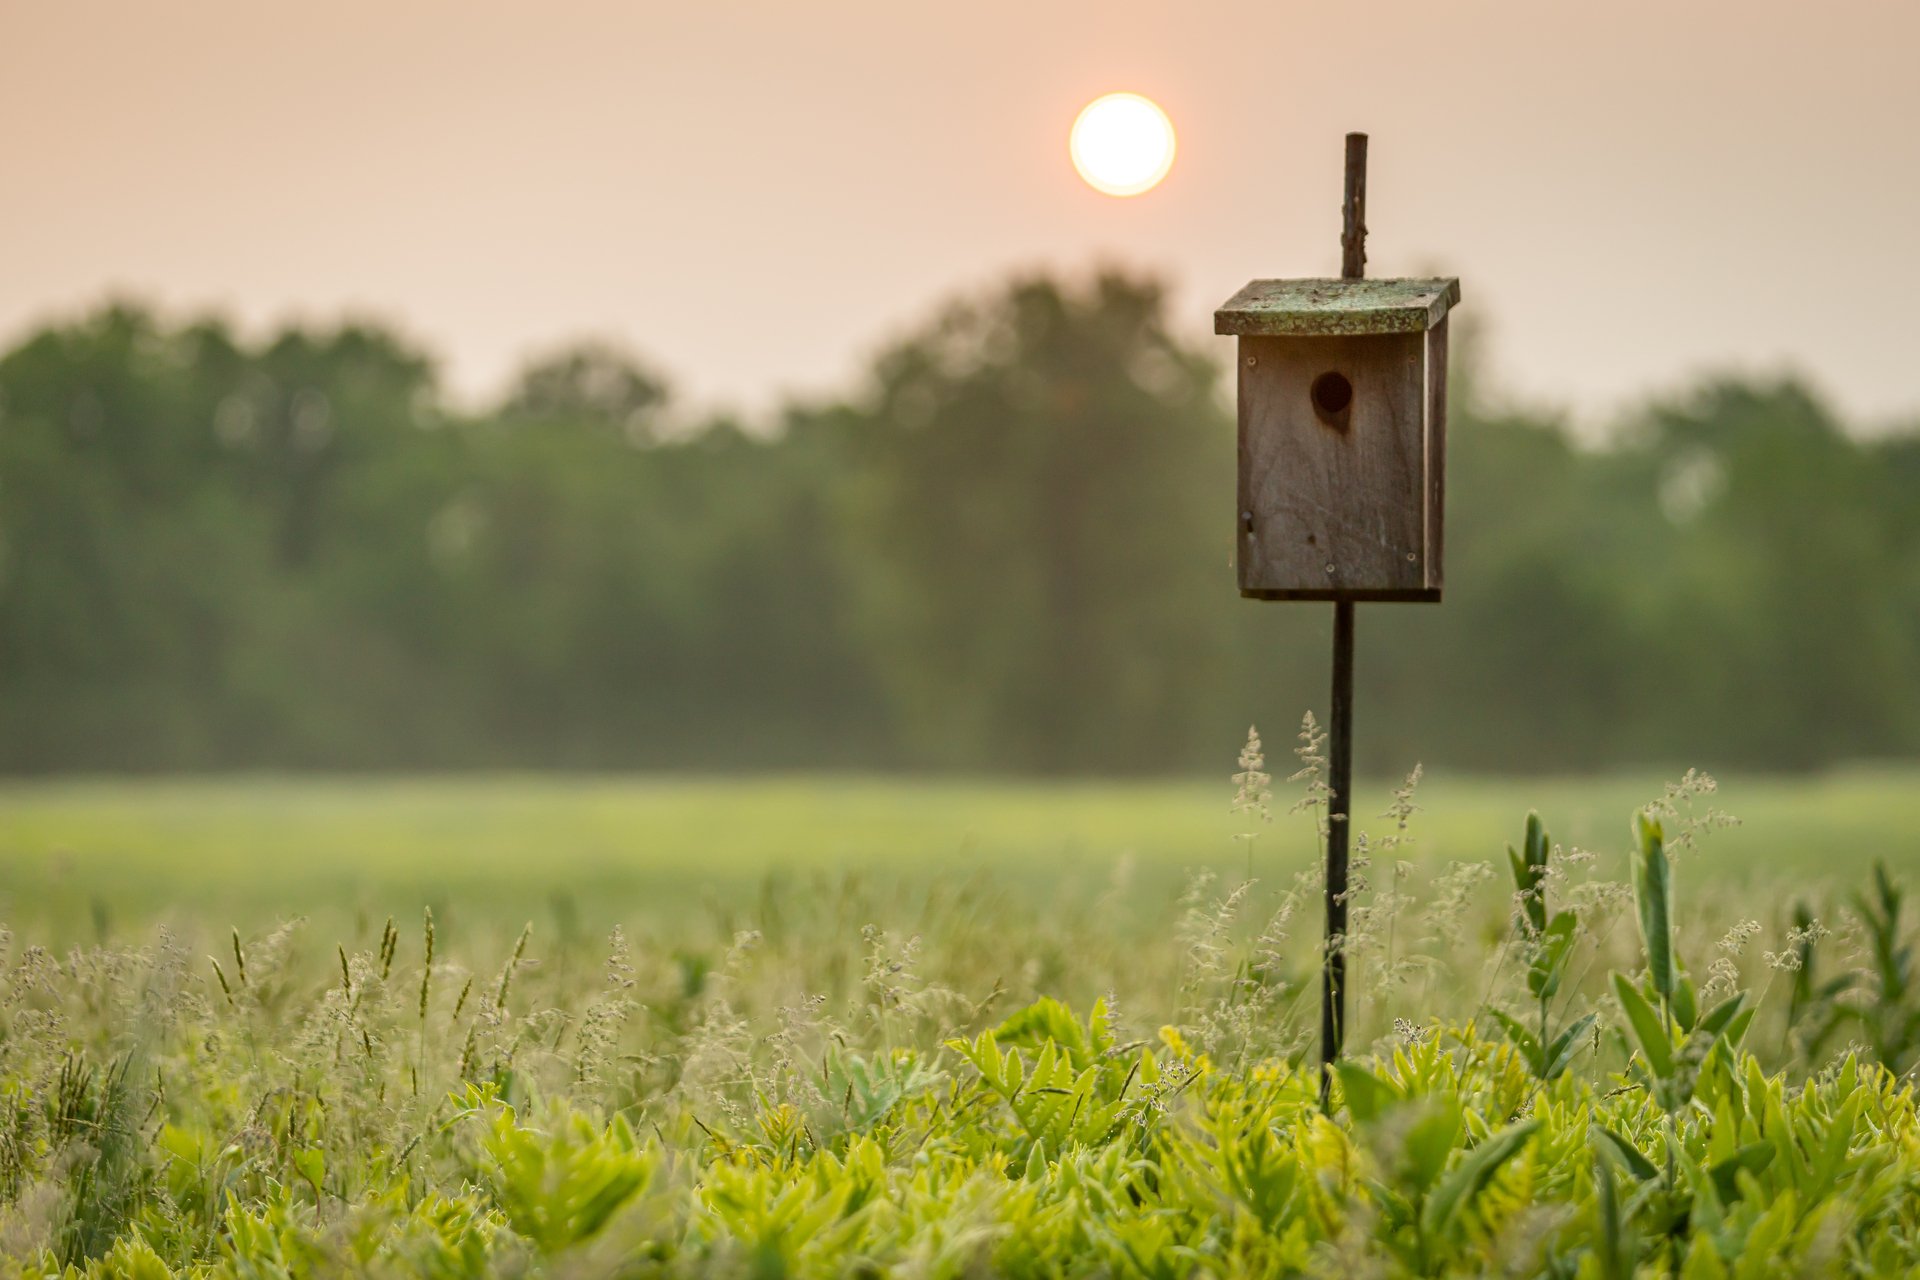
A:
[1310,371,1353,428]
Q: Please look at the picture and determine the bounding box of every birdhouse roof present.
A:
[1214,277,1460,337]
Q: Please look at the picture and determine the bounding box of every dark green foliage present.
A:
[834,273,1230,771]
[1631,813,1678,1001]
[1848,862,1920,1072]
[3,284,1920,774]
[1507,811,1550,936]
[1611,810,1756,1116]
[1496,812,1589,1080]
[1781,900,1853,1061]
[50,1053,145,1265]
[1489,1008,1594,1082]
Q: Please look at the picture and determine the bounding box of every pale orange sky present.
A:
[4,1,1917,428]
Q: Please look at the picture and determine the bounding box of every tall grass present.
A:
[1,768,1918,1274]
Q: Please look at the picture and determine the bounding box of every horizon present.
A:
[14,279,1910,446]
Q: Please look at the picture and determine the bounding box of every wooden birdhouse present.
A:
[1214,277,1460,601]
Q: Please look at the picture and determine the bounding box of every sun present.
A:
[1070,93,1176,197]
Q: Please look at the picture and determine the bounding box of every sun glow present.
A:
[1069,93,1176,197]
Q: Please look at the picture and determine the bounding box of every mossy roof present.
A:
[1214,277,1460,337]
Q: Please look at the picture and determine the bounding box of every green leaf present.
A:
[1335,1062,1398,1125]
[1672,973,1699,1032]
[1488,1010,1543,1075]
[1528,911,1578,1001]
[1612,971,1674,1080]
[1542,1013,1598,1081]
[1401,1099,1464,1194]
[1520,817,1551,936]
[1590,1124,1660,1184]
[1420,1119,1538,1239]
[1525,811,1549,870]
[1697,992,1747,1039]
[1631,812,1677,998]
[1509,812,1551,935]
[291,1146,325,1191]
[1680,1234,1730,1280]
[1592,1148,1631,1280]
[1707,1142,1774,1203]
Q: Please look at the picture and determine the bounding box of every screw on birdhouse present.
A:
[1245,355,1258,367]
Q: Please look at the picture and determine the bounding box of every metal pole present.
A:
[1320,131,1367,1109]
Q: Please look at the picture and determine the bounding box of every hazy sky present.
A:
[5,1,1917,428]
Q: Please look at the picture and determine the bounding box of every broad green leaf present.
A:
[1697,992,1747,1039]
[1591,1123,1660,1183]
[1631,812,1677,998]
[1675,1138,1730,1234]
[1335,1062,1398,1125]
[1524,811,1548,863]
[291,1147,325,1191]
[1672,973,1698,1033]
[1543,1013,1598,1081]
[1401,1099,1464,1194]
[1680,1234,1731,1280]
[1506,812,1551,936]
[1612,971,1674,1079]
[1593,1149,1631,1280]
[1707,1142,1774,1203]
[1420,1119,1538,1239]
[1517,812,1551,935]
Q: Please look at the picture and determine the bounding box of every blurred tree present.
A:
[1,289,1916,776]
[502,342,669,445]
[1630,380,1920,765]
[833,271,1235,771]
[0,306,270,768]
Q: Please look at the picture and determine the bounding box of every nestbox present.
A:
[1214,277,1460,601]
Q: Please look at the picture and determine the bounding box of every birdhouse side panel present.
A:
[1236,331,1429,599]
[1423,317,1449,593]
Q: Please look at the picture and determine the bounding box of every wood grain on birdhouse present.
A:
[1216,278,1458,602]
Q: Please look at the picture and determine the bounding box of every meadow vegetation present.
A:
[7,755,1920,1275]
[9,156,1920,1279]
[6,766,1920,943]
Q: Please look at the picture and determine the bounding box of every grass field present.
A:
[10,766,1920,1274]
[2,766,1916,942]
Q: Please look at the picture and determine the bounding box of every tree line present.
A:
[2,271,1916,775]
